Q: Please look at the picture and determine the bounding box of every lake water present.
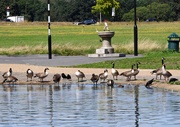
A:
[0,83,180,127]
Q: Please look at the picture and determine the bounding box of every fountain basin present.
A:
[88,31,125,57]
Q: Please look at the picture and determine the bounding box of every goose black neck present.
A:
[112,63,114,68]
[136,63,138,69]
[131,64,134,69]
[162,58,164,65]
[164,64,166,69]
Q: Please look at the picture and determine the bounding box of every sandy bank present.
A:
[0,64,180,92]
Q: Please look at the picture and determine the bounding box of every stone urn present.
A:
[96,31,115,54]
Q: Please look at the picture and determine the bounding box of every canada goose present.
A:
[2,68,12,79]
[34,68,49,82]
[151,57,165,79]
[26,69,34,81]
[61,73,67,79]
[169,78,178,83]
[2,75,18,85]
[91,73,99,85]
[145,78,154,89]
[66,74,72,80]
[60,73,72,85]
[120,64,135,81]
[111,62,119,80]
[132,62,141,80]
[75,70,85,82]
[107,79,114,87]
[53,73,61,84]
[162,64,172,81]
[99,69,108,82]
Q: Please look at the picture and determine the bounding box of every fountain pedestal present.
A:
[88,31,125,57]
[96,31,114,54]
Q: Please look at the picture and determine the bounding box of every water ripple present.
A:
[0,84,180,127]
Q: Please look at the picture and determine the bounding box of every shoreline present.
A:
[0,63,180,92]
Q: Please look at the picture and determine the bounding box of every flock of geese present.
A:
[1,57,178,88]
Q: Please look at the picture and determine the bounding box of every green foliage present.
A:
[123,2,174,21]
[0,0,179,21]
[92,0,120,19]
[51,0,97,22]
[147,2,175,21]
[0,0,9,20]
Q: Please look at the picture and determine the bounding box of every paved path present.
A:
[0,54,143,67]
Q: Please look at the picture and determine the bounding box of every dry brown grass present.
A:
[114,38,167,53]
[0,38,169,55]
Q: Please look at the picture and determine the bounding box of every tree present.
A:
[92,0,120,20]
[0,0,7,20]
[147,2,174,21]
[122,2,174,22]
[50,0,97,22]
[122,7,149,21]
[0,0,179,22]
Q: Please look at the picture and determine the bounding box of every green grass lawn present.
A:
[0,21,180,69]
[73,51,180,69]
[0,21,179,50]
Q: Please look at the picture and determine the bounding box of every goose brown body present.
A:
[34,68,49,82]
[132,62,141,80]
[75,70,85,82]
[151,57,165,79]
[99,69,108,82]
[2,68,12,79]
[53,73,61,84]
[91,73,99,85]
[2,75,18,84]
[151,68,163,79]
[120,64,134,81]
[162,64,172,81]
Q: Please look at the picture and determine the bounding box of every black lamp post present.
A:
[48,0,52,59]
[134,0,138,56]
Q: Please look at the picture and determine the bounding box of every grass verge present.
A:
[72,50,180,70]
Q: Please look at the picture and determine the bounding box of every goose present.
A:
[2,75,18,85]
[2,68,12,79]
[111,62,119,80]
[120,64,135,81]
[61,73,72,84]
[107,79,114,87]
[34,68,49,82]
[61,73,67,79]
[132,62,141,80]
[151,57,165,79]
[145,78,154,89]
[91,73,99,85]
[75,70,85,82]
[169,78,178,83]
[99,69,108,82]
[26,69,34,81]
[162,64,172,81]
[53,73,61,84]
[66,74,72,80]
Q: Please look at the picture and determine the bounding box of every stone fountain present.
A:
[88,31,125,57]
